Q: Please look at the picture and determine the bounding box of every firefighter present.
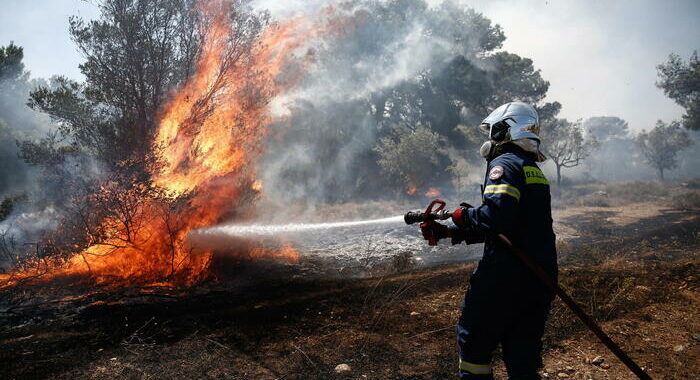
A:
[424,102,557,379]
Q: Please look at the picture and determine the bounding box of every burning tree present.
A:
[636,120,692,180]
[2,0,312,290]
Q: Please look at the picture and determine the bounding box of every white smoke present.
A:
[256,0,498,205]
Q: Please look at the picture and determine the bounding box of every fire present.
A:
[153,6,313,196]
[425,188,441,197]
[1,0,318,290]
[249,243,300,263]
[406,184,417,195]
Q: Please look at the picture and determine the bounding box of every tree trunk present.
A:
[556,165,562,186]
[658,167,664,180]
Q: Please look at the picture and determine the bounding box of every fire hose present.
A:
[405,199,652,380]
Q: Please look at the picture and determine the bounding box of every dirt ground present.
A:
[1,189,699,379]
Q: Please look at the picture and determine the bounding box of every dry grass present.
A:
[670,191,700,210]
[2,190,699,380]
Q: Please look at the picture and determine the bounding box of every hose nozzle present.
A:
[404,211,424,225]
[404,209,452,225]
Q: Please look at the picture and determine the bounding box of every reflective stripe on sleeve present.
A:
[458,359,492,374]
[483,184,521,201]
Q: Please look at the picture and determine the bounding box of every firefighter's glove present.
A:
[449,203,485,245]
[420,220,449,246]
[450,202,474,227]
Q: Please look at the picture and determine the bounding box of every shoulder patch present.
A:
[523,166,549,185]
[489,165,504,180]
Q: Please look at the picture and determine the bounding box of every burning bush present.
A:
[1,0,317,291]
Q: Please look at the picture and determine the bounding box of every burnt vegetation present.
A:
[0,0,699,379]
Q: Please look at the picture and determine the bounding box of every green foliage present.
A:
[657,51,700,130]
[264,0,553,201]
[374,125,445,191]
[0,194,27,222]
[486,52,550,107]
[583,116,629,141]
[0,43,27,82]
[636,120,693,179]
[26,76,117,164]
[0,198,13,221]
[26,0,255,166]
[357,0,550,141]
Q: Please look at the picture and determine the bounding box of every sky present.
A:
[1,0,698,131]
[459,0,699,131]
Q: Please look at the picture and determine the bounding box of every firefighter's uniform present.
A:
[451,146,557,380]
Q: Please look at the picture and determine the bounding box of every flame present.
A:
[249,243,300,263]
[153,9,313,196]
[424,188,441,197]
[406,184,417,195]
[1,0,320,290]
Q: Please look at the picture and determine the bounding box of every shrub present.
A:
[686,178,700,189]
[604,181,668,202]
[389,251,415,273]
[671,191,700,210]
[579,194,611,207]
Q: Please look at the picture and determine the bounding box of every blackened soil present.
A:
[0,209,698,379]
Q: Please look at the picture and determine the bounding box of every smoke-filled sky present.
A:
[1,0,698,131]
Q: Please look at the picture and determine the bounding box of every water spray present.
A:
[194,215,406,237]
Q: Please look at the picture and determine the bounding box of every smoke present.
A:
[0,74,50,198]
[0,46,65,263]
[256,0,498,206]
[0,63,106,267]
[543,117,700,183]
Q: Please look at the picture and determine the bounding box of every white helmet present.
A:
[479,102,540,142]
[478,102,546,161]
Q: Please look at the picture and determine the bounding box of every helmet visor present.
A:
[479,123,490,134]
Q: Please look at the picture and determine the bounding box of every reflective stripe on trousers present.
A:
[459,359,492,375]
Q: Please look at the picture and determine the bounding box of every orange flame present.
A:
[1,0,320,290]
[424,188,441,197]
[406,184,417,195]
[249,243,300,263]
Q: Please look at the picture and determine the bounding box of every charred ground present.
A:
[1,182,698,380]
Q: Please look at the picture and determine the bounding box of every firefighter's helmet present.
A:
[478,102,546,162]
[479,102,540,143]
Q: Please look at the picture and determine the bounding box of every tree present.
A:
[6,0,271,282]
[0,42,27,83]
[657,51,700,130]
[583,116,629,141]
[540,119,597,185]
[263,0,554,200]
[26,0,258,167]
[636,120,692,179]
[374,125,446,194]
[0,43,44,197]
[582,116,640,181]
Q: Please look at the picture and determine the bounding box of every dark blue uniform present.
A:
[451,147,557,379]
